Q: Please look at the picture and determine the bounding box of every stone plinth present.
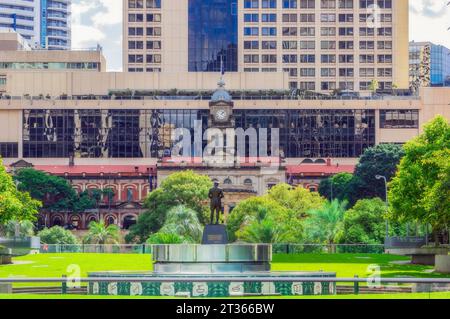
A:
[385,247,450,265]
[202,225,228,245]
[435,255,450,274]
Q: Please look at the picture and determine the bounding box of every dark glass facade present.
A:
[23,109,376,159]
[0,143,18,158]
[188,0,238,72]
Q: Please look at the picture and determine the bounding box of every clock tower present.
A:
[208,78,235,129]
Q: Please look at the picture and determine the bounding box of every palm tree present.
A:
[305,199,348,252]
[160,206,203,242]
[239,217,289,243]
[2,220,35,237]
[84,220,119,245]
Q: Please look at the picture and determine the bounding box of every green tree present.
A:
[353,143,405,201]
[159,205,203,243]
[335,198,386,244]
[38,226,79,245]
[126,170,212,243]
[318,173,354,202]
[83,221,120,244]
[0,160,41,224]
[389,116,450,241]
[14,168,78,212]
[304,199,348,248]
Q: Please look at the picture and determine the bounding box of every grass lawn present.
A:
[1,253,449,295]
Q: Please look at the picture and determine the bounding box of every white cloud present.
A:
[92,0,123,27]
[71,25,105,48]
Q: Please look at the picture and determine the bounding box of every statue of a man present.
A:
[208,182,224,224]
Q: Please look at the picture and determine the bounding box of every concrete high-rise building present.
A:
[123,0,409,93]
[0,0,71,50]
[409,41,450,92]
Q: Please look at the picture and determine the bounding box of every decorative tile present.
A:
[274,282,293,296]
[291,282,303,295]
[142,282,161,296]
[107,282,118,295]
[229,282,244,296]
[244,281,261,294]
[160,282,175,296]
[314,282,322,295]
[261,282,276,295]
[192,282,208,297]
[130,282,143,296]
[208,282,229,297]
[303,282,314,295]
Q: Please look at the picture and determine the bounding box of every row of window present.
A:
[128,13,161,22]
[244,0,391,9]
[245,13,392,23]
[128,0,161,9]
[0,62,99,70]
[244,26,392,36]
[128,27,161,36]
[128,40,161,50]
[244,40,392,50]
[243,54,392,64]
[0,143,18,158]
[282,80,392,90]
[281,67,392,77]
[128,54,161,64]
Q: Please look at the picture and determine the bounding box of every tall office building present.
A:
[0,0,71,49]
[409,41,450,92]
[123,0,409,93]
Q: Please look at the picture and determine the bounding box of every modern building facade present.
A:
[123,0,409,93]
[409,41,450,92]
[0,0,71,49]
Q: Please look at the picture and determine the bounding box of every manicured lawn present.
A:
[272,253,450,280]
[1,253,449,292]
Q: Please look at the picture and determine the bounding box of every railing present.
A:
[38,244,386,255]
[1,277,449,296]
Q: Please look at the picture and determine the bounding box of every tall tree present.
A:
[389,116,450,240]
[318,172,354,202]
[125,170,212,243]
[0,160,41,225]
[159,205,203,243]
[353,143,405,200]
[84,221,120,245]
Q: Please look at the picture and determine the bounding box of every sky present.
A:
[71,0,450,72]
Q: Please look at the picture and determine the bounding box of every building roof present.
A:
[286,164,355,175]
[32,165,156,176]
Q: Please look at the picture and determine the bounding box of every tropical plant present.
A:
[83,221,120,244]
[304,199,348,249]
[159,205,203,243]
[2,220,35,237]
[318,173,354,202]
[389,116,450,242]
[146,232,192,244]
[38,226,79,245]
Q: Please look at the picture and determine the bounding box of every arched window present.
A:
[224,178,232,185]
[244,178,253,186]
[123,216,137,230]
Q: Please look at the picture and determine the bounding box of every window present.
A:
[244,0,259,8]
[339,54,354,63]
[377,54,392,63]
[128,14,144,22]
[146,0,161,8]
[359,41,374,50]
[339,82,354,90]
[244,54,259,63]
[147,13,161,22]
[244,40,259,50]
[282,14,297,22]
[321,54,336,63]
[300,0,315,8]
[300,68,315,77]
[146,54,161,63]
[283,54,298,63]
[244,27,259,36]
[283,0,297,8]
[262,54,277,63]
[300,14,315,22]
[338,41,353,50]
[262,0,277,8]
[320,14,336,23]
[128,54,144,63]
[262,27,277,36]
[300,41,315,50]
[128,41,144,50]
[284,67,298,77]
[282,27,297,36]
[321,0,336,9]
[244,13,259,22]
[0,76,6,85]
[321,82,336,90]
[359,54,374,63]
[321,68,336,77]
[146,27,161,36]
[321,41,336,50]
[0,143,18,158]
[380,110,419,129]
[262,41,277,49]
[283,41,297,50]
[321,27,336,36]
[378,28,392,36]
[128,0,143,8]
[339,27,353,36]
[146,40,161,49]
[339,68,354,77]
[376,0,392,9]
[300,54,315,63]
[359,28,374,36]
[338,0,353,8]
[359,68,374,77]
[300,27,315,36]
[377,68,392,77]
[377,41,392,50]
[262,14,277,22]
[128,27,143,36]
[299,82,316,90]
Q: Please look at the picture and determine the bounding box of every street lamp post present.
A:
[376,175,389,240]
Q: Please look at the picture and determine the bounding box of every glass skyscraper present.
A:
[188,0,238,72]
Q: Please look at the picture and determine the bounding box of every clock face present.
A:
[215,109,228,121]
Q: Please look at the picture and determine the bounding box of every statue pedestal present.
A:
[202,224,228,245]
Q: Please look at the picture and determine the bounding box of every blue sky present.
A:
[71,0,450,71]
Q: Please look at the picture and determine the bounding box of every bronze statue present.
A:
[208,182,224,224]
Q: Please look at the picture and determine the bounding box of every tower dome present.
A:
[211,78,232,103]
